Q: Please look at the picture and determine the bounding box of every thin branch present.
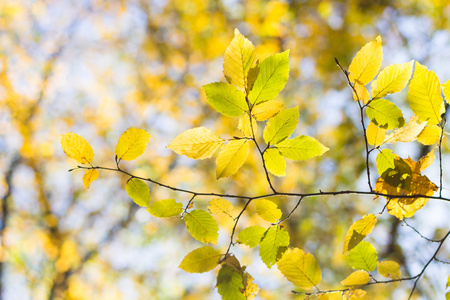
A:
[279,196,304,223]
[402,220,440,243]
[438,117,446,197]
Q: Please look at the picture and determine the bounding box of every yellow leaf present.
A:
[223,28,257,89]
[371,61,414,100]
[216,139,250,179]
[442,79,450,102]
[254,199,282,222]
[61,133,94,164]
[383,116,427,144]
[277,248,321,290]
[378,261,401,279]
[115,127,151,161]
[342,289,369,300]
[241,271,259,299]
[238,113,257,137]
[419,149,435,172]
[179,246,221,273]
[352,81,370,104]
[343,214,377,253]
[82,169,99,189]
[252,100,284,121]
[341,270,369,287]
[408,62,445,125]
[168,127,224,160]
[263,148,286,177]
[417,125,442,145]
[208,198,234,218]
[366,122,386,146]
[349,36,383,85]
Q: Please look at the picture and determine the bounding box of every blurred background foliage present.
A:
[1,0,449,299]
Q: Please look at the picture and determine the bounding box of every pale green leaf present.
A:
[263,148,286,177]
[408,62,445,125]
[378,261,401,279]
[82,169,98,189]
[276,135,329,161]
[223,28,256,89]
[216,139,250,179]
[259,226,290,268]
[203,82,248,117]
[366,99,404,129]
[263,107,299,145]
[248,50,290,105]
[179,246,221,273]
[376,149,397,176]
[343,214,377,253]
[61,132,94,164]
[115,127,151,161]
[184,210,219,244]
[147,199,183,218]
[217,265,246,300]
[237,226,266,248]
[277,248,321,290]
[371,61,414,100]
[348,36,383,85]
[254,199,282,222]
[167,127,224,160]
[347,241,378,272]
[341,270,370,287]
[126,178,151,207]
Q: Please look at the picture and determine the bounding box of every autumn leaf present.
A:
[343,214,377,253]
[378,261,401,279]
[259,226,290,268]
[238,113,257,137]
[237,226,266,248]
[82,169,99,189]
[208,198,234,218]
[179,246,221,273]
[115,127,151,161]
[347,241,378,272]
[366,99,404,129]
[383,116,426,144]
[263,107,299,145]
[348,36,383,85]
[216,139,250,179]
[252,100,284,121]
[61,132,94,164]
[126,178,151,207]
[352,81,370,103]
[417,125,442,145]
[366,122,386,146]
[216,265,246,300]
[263,148,286,176]
[277,248,321,290]
[203,82,248,117]
[276,135,329,161]
[371,61,414,100]
[254,199,282,222]
[184,210,219,244]
[341,270,370,287]
[148,199,183,218]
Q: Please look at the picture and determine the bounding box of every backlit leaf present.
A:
[343,214,377,253]
[223,28,257,89]
[408,62,445,125]
[148,199,183,218]
[443,80,450,102]
[263,107,299,145]
[371,61,414,100]
[203,82,248,117]
[366,99,404,129]
[376,149,397,176]
[126,178,151,207]
[61,132,94,164]
[352,81,370,104]
[342,289,369,299]
[252,100,284,121]
[263,148,286,177]
[383,116,426,143]
[217,265,246,300]
[208,198,234,218]
[237,226,266,248]
[347,241,378,272]
[167,127,224,160]
[82,169,99,189]
[179,246,221,273]
[241,271,259,299]
[277,248,321,290]
[259,226,290,268]
[417,125,442,145]
[115,127,151,161]
[419,149,435,172]
[247,64,260,92]
[238,113,257,137]
[366,122,386,146]
[184,210,219,244]
[341,270,370,287]
[254,199,282,222]
[248,50,290,105]
[276,135,329,161]
[216,139,250,179]
[377,261,401,279]
[348,36,383,85]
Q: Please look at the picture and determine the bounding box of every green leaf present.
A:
[223,28,257,89]
[408,62,445,125]
[259,226,290,268]
[179,246,221,273]
[115,127,151,161]
[263,107,299,145]
[184,210,219,244]
[216,265,246,300]
[248,50,290,105]
[366,99,405,129]
[254,199,282,222]
[276,135,329,161]
[216,139,250,179]
[263,148,286,177]
[343,214,377,253]
[347,241,378,272]
[237,226,266,248]
[147,199,183,218]
[203,82,248,117]
[126,178,151,207]
[376,149,397,176]
[277,248,321,290]
[371,61,414,100]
